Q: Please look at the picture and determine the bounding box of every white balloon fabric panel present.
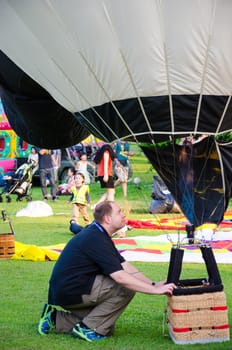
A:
[1,0,232,145]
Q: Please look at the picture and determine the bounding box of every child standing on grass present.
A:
[69,172,90,225]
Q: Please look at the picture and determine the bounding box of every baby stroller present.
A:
[0,160,37,203]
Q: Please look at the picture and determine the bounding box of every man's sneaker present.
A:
[38,304,56,335]
[71,323,107,342]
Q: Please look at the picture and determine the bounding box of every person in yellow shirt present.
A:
[70,173,90,225]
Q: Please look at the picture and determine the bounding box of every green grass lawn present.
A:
[0,150,231,349]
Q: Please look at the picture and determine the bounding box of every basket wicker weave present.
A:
[167,291,230,344]
[0,233,15,258]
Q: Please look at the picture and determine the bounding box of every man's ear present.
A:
[104,214,111,225]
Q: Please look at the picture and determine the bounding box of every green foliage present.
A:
[0,148,231,349]
[216,131,232,143]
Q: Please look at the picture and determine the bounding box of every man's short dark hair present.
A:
[94,201,114,224]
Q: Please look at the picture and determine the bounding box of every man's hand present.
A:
[155,282,176,296]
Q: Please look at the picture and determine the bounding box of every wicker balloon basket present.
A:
[0,210,15,259]
[0,233,15,258]
[166,246,230,344]
[167,290,230,344]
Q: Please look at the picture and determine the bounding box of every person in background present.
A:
[113,140,123,156]
[113,141,130,198]
[27,146,38,165]
[75,152,95,185]
[69,172,90,225]
[27,146,39,175]
[114,158,129,197]
[53,149,62,183]
[38,201,176,342]
[112,140,131,236]
[56,167,76,196]
[149,175,180,214]
[93,144,115,207]
[37,148,57,201]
